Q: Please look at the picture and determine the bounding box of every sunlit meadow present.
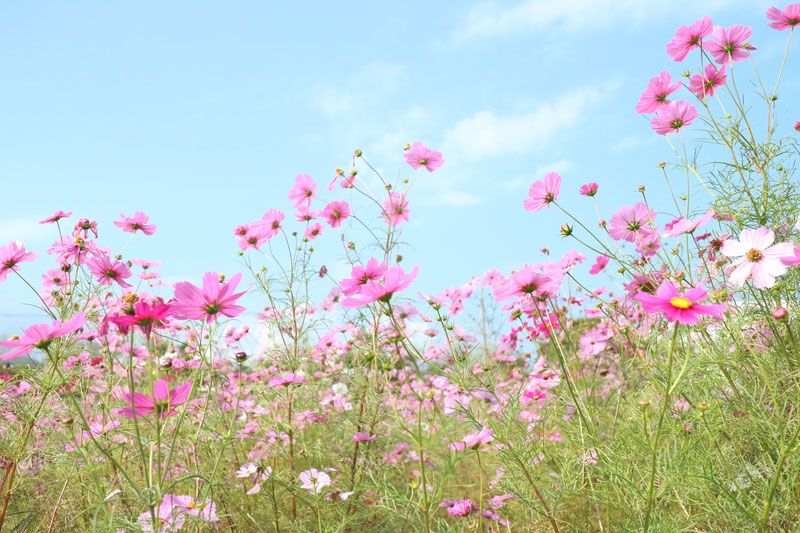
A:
[2,4,800,532]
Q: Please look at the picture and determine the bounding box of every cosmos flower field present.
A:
[2,5,800,532]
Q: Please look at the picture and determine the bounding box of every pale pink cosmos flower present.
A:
[493,265,559,302]
[381,192,410,226]
[39,210,73,224]
[268,373,304,387]
[635,71,682,113]
[579,182,598,197]
[404,142,444,172]
[121,379,192,419]
[607,203,657,242]
[781,245,800,267]
[299,469,332,494]
[340,258,387,296]
[113,211,157,235]
[288,174,317,208]
[166,495,219,523]
[651,101,698,135]
[340,265,419,308]
[172,272,247,322]
[707,25,754,64]
[137,500,185,532]
[589,256,610,275]
[688,64,728,99]
[0,312,86,360]
[260,209,285,239]
[636,281,726,324]
[353,432,377,442]
[663,209,715,238]
[666,16,713,61]
[767,3,800,30]
[0,241,37,284]
[523,172,561,213]
[294,206,319,222]
[721,227,795,288]
[322,200,351,228]
[449,427,494,451]
[304,222,323,240]
[86,254,134,289]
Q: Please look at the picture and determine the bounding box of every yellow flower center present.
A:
[670,297,692,309]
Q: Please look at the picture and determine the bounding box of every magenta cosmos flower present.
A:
[0,312,86,360]
[767,4,800,30]
[39,210,73,224]
[340,258,387,296]
[688,64,728,99]
[113,211,157,235]
[0,241,37,284]
[260,208,285,239]
[635,71,681,114]
[589,255,610,275]
[637,281,726,324]
[608,203,657,242]
[663,209,715,238]
[666,16,713,61]
[121,379,192,419]
[381,192,410,226]
[446,499,475,516]
[322,200,351,228]
[651,101,698,135]
[523,172,561,213]
[172,272,247,322]
[707,25,754,64]
[721,227,795,288]
[404,142,444,172]
[109,300,172,335]
[86,253,134,289]
[580,182,598,197]
[449,427,494,451]
[304,222,323,240]
[341,265,418,308]
[795,121,800,131]
[493,265,559,302]
[288,174,317,208]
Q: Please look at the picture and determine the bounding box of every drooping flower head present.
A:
[523,172,561,213]
[114,211,157,235]
[172,272,247,322]
[121,380,192,419]
[636,281,726,324]
[0,241,37,284]
[635,71,681,113]
[0,312,86,360]
[767,3,800,30]
[404,142,444,172]
[721,227,795,288]
[666,16,713,61]
[39,210,73,224]
[651,101,698,135]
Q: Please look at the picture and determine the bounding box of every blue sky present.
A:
[1,0,797,332]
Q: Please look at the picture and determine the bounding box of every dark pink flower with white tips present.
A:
[86,254,134,289]
[688,64,728,99]
[404,142,444,172]
[322,200,351,228]
[666,16,713,62]
[341,265,419,308]
[635,71,681,113]
[767,3,800,30]
[721,227,795,288]
[523,172,561,213]
[651,101,698,135]
[172,272,247,322]
[340,258,387,296]
[608,203,657,242]
[113,211,157,235]
[121,379,192,419]
[39,210,72,224]
[0,312,86,360]
[707,25,754,64]
[0,241,37,284]
[288,174,317,208]
[636,281,726,324]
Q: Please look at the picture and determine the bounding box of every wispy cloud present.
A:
[0,218,52,244]
[310,62,406,117]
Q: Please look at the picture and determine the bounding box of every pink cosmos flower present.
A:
[663,209,715,238]
[635,71,682,113]
[260,209,285,239]
[794,121,800,132]
[0,312,86,360]
[449,427,494,451]
[688,64,728,99]
[73,218,98,238]
[340,258,388,296]
[304,222,323,240]
[446,499,475,516]
[137,500,185,532]
[404,142,444,172]
[172,272,247,322]
[523,172,561,213]
[608,203,657,242]
[288,174,317,208]
[299,469,332,494]
[637,281,726,324]
[767,3,800,30]
[381,192,410,226]
[0,241,37,284]
[353,432,377,442]
[707,25,754,64]
[322,200,351,228]
[721,227,795,288]
[651,101,698,135]
[131,258,161,270]
[589,256,610,275]
[341,265,419,308]
[86,254,134,289]
[121,380,192,419]
[268,373,304,387]
[493,266,559,302]
[109,301,172,335]
[39,210,73,224]
[579,182,598,197]
[294,206,319,222]
[113,211,157,235]
[666,16,713,62]
[166,495,219,523]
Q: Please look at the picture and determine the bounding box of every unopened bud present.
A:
[637,185,646,192]
[354,149,362,157]
[61,417,74,426]
[658,162,666,168]
[403,143,410,151]
[319,265,328,278]
[347,241,355,249]
[395,255,403,263]
[560,224,573,237]
[772,307,788,320]
[639,399,651,408]
[698,403,709,411]
[235,351,248,362]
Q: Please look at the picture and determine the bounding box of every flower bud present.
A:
[658,162,666,168]
[354,149,362,157]
[235,351,248,362]
[560,224,573,237]
[772,306,788,320]
[639,399,651,408]
[403,143,410,151]
[637,185,646,192]
[61,417,74,426]
[698,402,709,411]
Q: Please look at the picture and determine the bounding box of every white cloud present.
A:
[310,62,406,117]
[441,87,601,162]
[452,0,761,42]
[0,218,52,244]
